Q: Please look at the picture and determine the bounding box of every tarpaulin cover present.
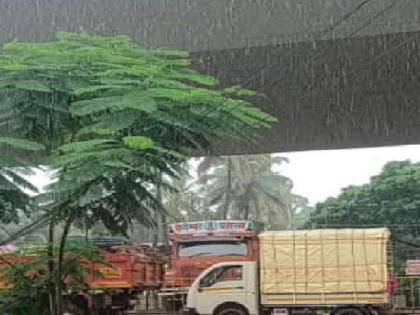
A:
[259,228,389,295]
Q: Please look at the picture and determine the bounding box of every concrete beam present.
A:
[1,0,419,51]
[1,0,420,155]
[194,31,420,154]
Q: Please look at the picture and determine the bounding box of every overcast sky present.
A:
[276,145,420,205]
[28,144,420,206]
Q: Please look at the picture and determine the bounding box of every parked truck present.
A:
[0,236,166,315]
[185,228,391,315]
[0,221,261,314]
[161,220,263,310]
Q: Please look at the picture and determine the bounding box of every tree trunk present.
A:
[253,199,261,222]
[47,217,57,315]
[244,203,250,220]
[222,158,232,219]
[56,214,73,315]
[152,215,159,245]
[85,216,89,243]
[153,171,162,246]
[161,211,168,245]
[157,171,168,246]
[288,207,294,230]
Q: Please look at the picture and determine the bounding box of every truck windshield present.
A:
[178,241,248,257]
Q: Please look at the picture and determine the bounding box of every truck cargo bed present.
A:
[259,228,390,306]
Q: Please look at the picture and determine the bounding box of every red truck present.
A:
[161,220,263,310]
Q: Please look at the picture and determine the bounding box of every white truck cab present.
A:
[186,261,259,315]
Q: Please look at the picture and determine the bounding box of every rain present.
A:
[1,1,420,314]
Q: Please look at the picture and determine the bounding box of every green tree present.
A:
[0,32,275,314]
[162,170,212,222]
[197,155,308,229]
[163,174,192,221]
[287,194,312,229]
[307,160,420,271]
[0,31,274,233]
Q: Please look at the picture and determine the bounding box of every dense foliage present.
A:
[0,244,104,315]
[132,155,311,244]
[0,32,275,234]
[307,160,420,270]
[197,155,310,229]
[0,32,276,314]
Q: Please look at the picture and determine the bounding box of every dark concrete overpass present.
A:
[1,0,420,154]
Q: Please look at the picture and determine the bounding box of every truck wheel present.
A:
[216,305,248,315]
[333,308,366,315]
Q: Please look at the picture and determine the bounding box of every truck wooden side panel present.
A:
[78,250,164,290]
[86,253,134,289]
[0,246,165,291]
[259,228,390,305]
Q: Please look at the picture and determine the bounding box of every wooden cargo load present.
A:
[259,228,390,306]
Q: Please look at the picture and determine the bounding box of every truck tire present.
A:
[333,308,366,315]
[215,304,248,315]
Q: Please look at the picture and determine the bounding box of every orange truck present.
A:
[85,246,164,290]
[161,220,263,310]
[0,238,165,314]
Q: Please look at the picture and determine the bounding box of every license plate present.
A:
[272,308,288,315]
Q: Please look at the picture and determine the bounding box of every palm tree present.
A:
[287,194,311,229]
[163,171,213,222]
[196,155,308,229]
[162,174,191,221]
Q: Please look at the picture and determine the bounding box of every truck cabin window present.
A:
[200,266,243,288]
[178,241,248,257]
